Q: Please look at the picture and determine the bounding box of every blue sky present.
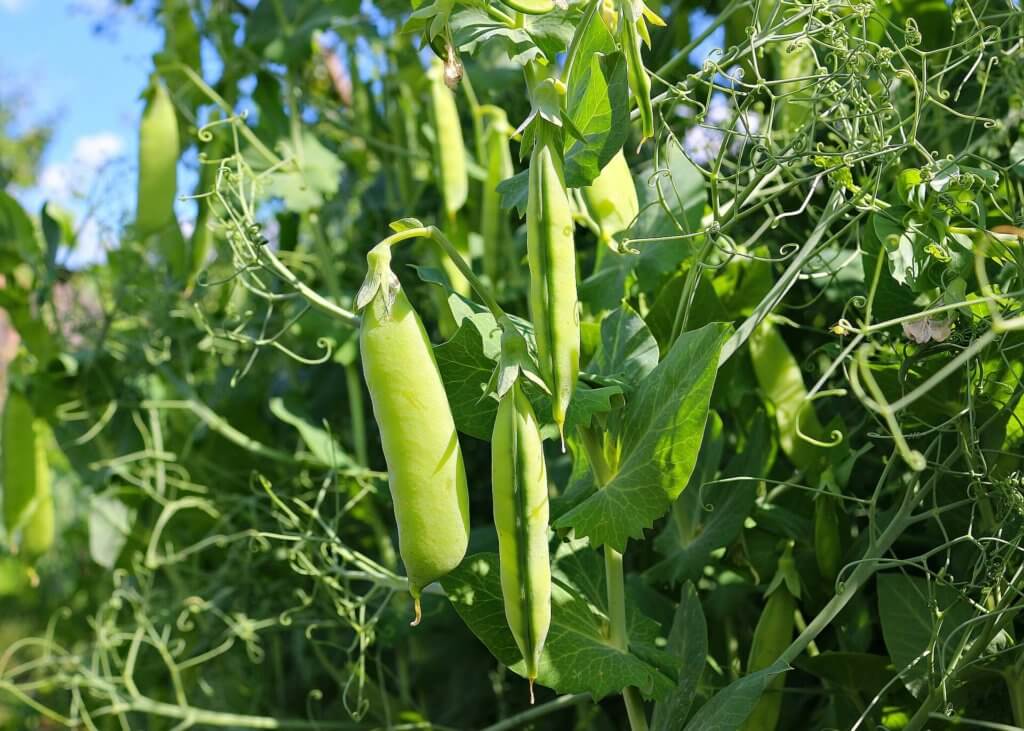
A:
[0,1,724,266]
[1,0,162,264]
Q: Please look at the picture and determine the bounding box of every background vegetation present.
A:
[1,1,1023,729]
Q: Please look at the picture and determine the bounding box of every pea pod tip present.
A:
[410,595,422,627]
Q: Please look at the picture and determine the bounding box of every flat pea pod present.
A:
[3,392,54,559]
[618,1,654,141]
[526,141,579,439]
[581,149,639,250]
[492,381,551,701]
[357,244,469,624]
[137,78,180,236]
[429,59,468,220]
[741,552,797,731]
[814,494,842,584]
[481,107,515,289]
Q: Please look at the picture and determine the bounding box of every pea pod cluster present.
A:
[356,243,470,624]
[3,391,54,559]
[492,377,551,702]
[526,140,579,439]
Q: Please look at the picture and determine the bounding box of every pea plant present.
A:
[1,0,1023,729]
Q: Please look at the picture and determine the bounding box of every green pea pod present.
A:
[481,108,515,290]
[357,244,469,624]
[814,494,842,584]
[527,141,579,440]
[742,549,797,731]
[429,59,468,220]
[618,1,654,141]
[3,392,54,559]
[749,320,829,475]
[137,78,180,236]
[581,149,639,250]
[492,381,551,701]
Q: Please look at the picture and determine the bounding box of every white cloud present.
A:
[0,0,28,13]
[38,131,125,202]
[72,132,125,168]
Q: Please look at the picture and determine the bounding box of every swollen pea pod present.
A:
[581,149,639,252]
[481,107,515,290]
[2,391,54,559]
[428,59,468,220]
[527,139,579,441]
[491,357,551,702]
[741,544,798,731]
[356,243,470,624]
[137,77,179,236]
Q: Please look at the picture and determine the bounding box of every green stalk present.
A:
[579,425,648,731]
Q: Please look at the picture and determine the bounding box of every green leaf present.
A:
[497,168,530,215]
[88,493,135,570]
[795,652,897,697]
[0,191,39,273]
[877,573,977,698]
[266,132,344,213]
[434,318,500,441]
[648,410,773,584]
[645,269,728,355]
[563,52,630,188]
[269,398,355,468]
[681,661,789,731]
[588,304,660,387]
[652,582,708,731]
[441,552,677,701]
[555,323,731,551]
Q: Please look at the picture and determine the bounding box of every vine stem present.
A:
[579,425,649,731]
[479,693,589,731]
[378,225,506,321]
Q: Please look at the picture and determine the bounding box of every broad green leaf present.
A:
[795,652,897,697]
[646,269,728,355]
[441,552,677,701]
[563,52,629,188]
[434,318,500,441]
[681,661,789,731]
[0,191,39,273]
[266,132,344,213]
[648,410,772,584]
[497,168,530,215]
[269,398,355,468]
[877,573,977,698]
[652,582,708,731]
[555,323,731,551]
[588,304,659,387]
[88,493,135,570]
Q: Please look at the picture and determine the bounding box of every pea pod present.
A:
[356,243,469,624]
[814,494,842,584]
[429,59,468,220]
[137,77,180,235]
[481,107,515,290]
[618,0,655,141]
[741,546,798,731]
[581,150,639,251]
[527,140,579,439]
[492,379,551,701]
[3,392,54,559]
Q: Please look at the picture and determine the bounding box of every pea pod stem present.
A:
[376,225,506,321]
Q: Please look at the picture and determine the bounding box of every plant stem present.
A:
[480,693,589,731]
[578,425,648,731]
